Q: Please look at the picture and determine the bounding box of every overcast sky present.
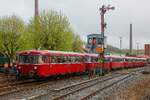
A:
[0,0,150,49]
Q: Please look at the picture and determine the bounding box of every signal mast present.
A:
[99,5,115,74]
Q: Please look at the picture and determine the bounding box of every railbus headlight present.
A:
[18,66,21,69]
[34,66,37,70]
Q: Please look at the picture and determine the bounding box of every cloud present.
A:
[0,0,149,49]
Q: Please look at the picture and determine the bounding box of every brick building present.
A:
[145,44,150,56]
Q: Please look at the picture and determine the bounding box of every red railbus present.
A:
[17,50,90,78]
[16,50,147,79]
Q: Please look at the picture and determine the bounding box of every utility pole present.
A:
[99,5,115,75]
[129,24,132,55]
[120,37,122,56]
[35,0,39,17]
[136,42,139,55]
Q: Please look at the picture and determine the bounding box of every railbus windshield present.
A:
[19,55,39,64]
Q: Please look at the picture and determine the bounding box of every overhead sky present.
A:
[0,0,150,49]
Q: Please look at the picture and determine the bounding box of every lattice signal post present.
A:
[99,5,115,75]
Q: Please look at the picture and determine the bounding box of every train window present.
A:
[50,56,68,63]
[51,56,57,63]
[123,59,126,62]
[71,56,75,63]
[80,57,84,62]
[59,56,66,63]
[92,38,96,45]
[105,58,110,62]
[110,58,112,62]
[74,56,82,63]
[131,59,135,62]
[125,59,131,62]
[88,57,91,62]
[19,55,39,64]
[75,56,79,63]
[38,56,44,64]
[80,57,83,62]
[91,57,94,62]
[42,56,49,63]
[91,57,98,62]
[67,56,72,63]
[88,38,92,44]
[112,58,123,62]
[50,56,84,63]
[62,56,67,63]
[98,38,102,45]
[83,57,88,62]
[57,56,61,63]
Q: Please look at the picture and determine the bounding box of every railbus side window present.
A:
[61,56,67,63]
[68,56,72,63]
[105,58,110,62]
[73,56,80,63]
[57,56,62,63]
[84,57,88,62]
[125,59,130,62]
[38,56,44,64]
[123,58,125,62]
[86,57,91,62]
[111,58,115,62]
[91,57,94,62]
[112,58,123,62]
[51,56,57,63]
[62,56,67,63]
[75,56,78,62]
[79,57,82,62]
[42,55,49,63]
[71,56,75,63]
[91,57,97,62]
[110,58,113,62]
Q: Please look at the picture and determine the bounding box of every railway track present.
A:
[24,74,128,100]
[0,73,17,83]
[0,74,91,99]
[52,74,130,100]
[80,75,131,100]
[24,67,144,100]
[0,79,35,87]
[0,67,145,100]
[0,79,44,96]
